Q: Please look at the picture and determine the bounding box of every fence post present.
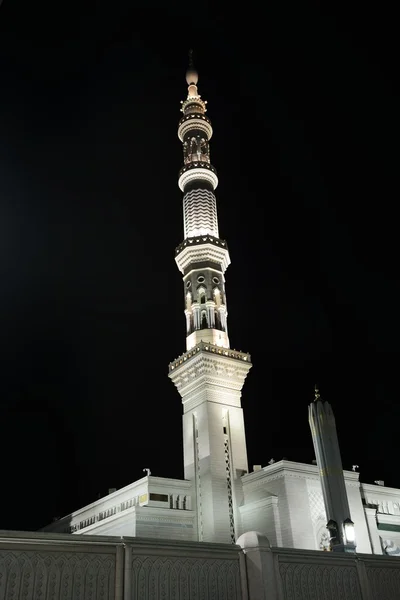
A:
[115,544,124,600]
[237,531,279,600]
[356,557,372,600]
[124,542,132,600]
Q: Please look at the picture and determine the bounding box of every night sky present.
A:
[0,1,398,531]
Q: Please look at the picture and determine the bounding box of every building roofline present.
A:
[41,476,190,527]
[242,460,360,483]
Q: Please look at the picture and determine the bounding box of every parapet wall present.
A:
[1,529,400,599]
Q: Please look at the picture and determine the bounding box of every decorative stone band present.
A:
[178,117,213,142]
[181,95,207,114]
[169,345,252,409]
[176,234,227,255]
[175,239,230,274]
[169,340,251,372]
[178,164,218,192]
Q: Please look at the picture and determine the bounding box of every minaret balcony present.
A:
[178,163,218,192]
[175,235,230,274]
[178,114,213,141]
[169,340,251,373]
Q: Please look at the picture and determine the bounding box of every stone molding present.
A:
[362,482,400,497]
[178,117,213,141]
[169,350,251,403]
[243,460,360,487]
[175,241,230,274]
[377,513,400,527]
[178,113,213,142]
[178,165,218,192]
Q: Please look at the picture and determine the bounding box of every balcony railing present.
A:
[169,341,251,372]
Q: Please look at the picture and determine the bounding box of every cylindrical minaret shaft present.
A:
[309,386,356,552]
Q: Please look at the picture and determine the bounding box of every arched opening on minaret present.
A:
[198,286,206,305]
[201,310,208,329]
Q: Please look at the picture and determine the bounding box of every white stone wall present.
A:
[242,463,317,548]
[196,400,232,543]
[226,406,249,537]
[239,496,281,545]
[2,528,400,599]
[0,531,119,600]
[241,461,379,553]
[238,532,400,600]
[345,479,372,553]
[42,476,194,540]
[0,530,243,600]
[285,476,316,550]
[361,482,400,516]
[277,549,363,600]
[242,468,290,545]
[135,507,196,541]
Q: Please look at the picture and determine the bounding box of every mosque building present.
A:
[43,60,400,558]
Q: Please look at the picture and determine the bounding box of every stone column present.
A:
[364,507,382,554]
[206,300,215,327]
[219,305,227,331]
[184,309,191,334]
[192,302,200,329]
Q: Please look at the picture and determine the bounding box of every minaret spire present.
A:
[176,56,230,350]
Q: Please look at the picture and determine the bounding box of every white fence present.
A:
[1,529,400,599]
[0,530,242,599]
[238,531,400,600]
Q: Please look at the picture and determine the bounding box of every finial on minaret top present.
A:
[186,49,199,97]
[188,48,194,70]
[314,384,321,402]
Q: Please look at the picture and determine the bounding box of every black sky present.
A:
[0,0,398,531]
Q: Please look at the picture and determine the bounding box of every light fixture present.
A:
[343,518,356,545]
[326,519,339,548]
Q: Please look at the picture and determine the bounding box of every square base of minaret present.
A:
[169,342,252,544]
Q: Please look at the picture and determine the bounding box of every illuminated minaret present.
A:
[169,56,252,544]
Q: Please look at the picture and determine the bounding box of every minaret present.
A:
[309,386,356,552]
[169,56,252,544]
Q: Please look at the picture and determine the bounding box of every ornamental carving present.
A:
[130,555,241,600]
[0,550,115,600]
[367,566,400,599]
[279,562,362,600]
